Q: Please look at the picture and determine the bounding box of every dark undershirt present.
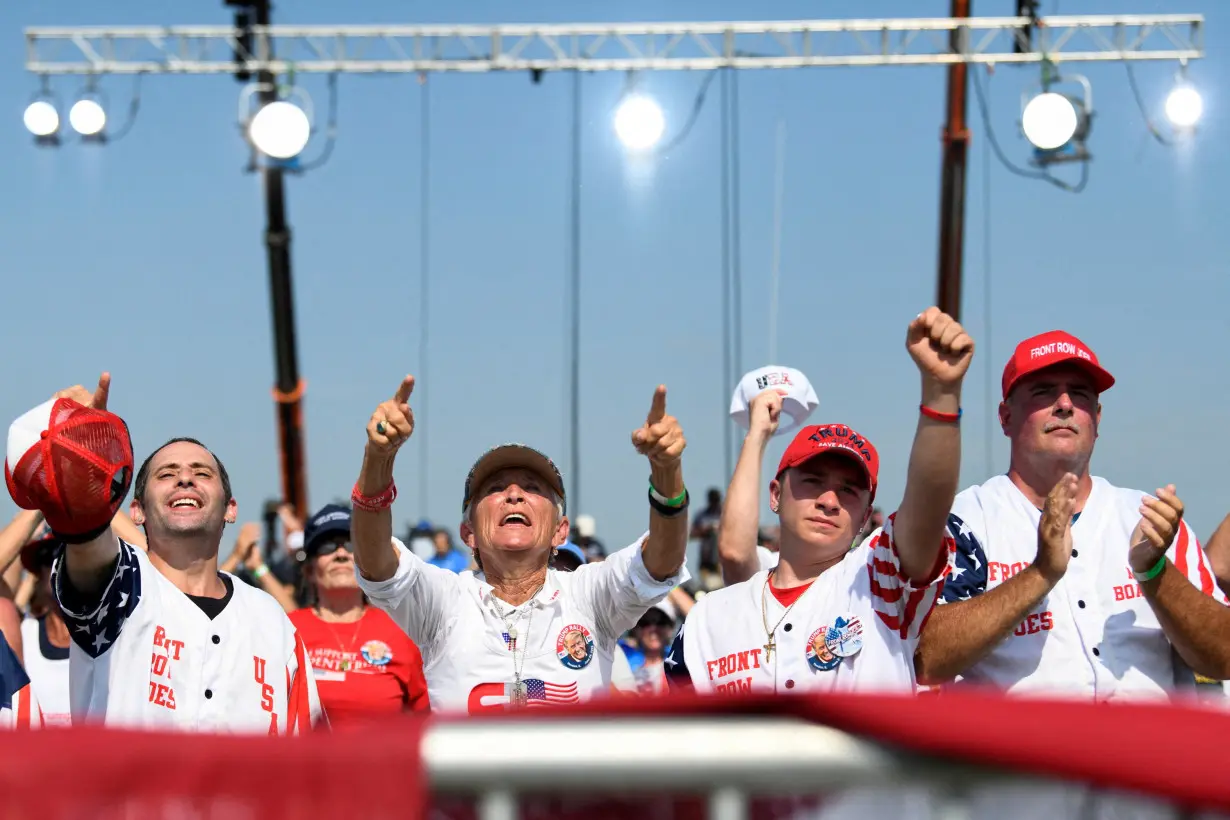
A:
[38,616,69,661]
[60,555,235,621]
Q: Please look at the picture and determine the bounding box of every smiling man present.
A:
[8,375,323,732]
[915,331,1230,699]
[350,376,690,713]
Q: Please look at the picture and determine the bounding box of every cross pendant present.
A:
[763,639,775,662]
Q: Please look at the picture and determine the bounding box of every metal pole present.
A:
[251,0,309,520]
[719,69,733,483]
[935,0,972,320]
[419,75,431,520]
[730,69,744,385]
[568,70,582,516]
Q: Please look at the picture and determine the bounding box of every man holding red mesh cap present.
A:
[916,330,1230,700]
[668,307,970,695]
[6,374,323,733]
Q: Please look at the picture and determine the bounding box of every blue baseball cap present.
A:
[557,542,587,566]
[303,503,351,555]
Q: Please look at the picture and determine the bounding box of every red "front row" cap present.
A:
[1001,330,1115,400]
[776,423,880,501]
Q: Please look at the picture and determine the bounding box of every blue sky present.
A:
[2,0,1226,567]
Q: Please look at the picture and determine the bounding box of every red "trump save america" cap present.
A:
[776,423,880,501]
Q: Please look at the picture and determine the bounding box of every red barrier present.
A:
[3,690,1227,818]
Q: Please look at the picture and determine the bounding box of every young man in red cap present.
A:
[668,307,971,694]
[915,330,1230,700]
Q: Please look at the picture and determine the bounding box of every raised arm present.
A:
[352,376,415,583]
[892,308,974,581]
[0,510,44,597]
[632,386,688,582]
[915,475,1075,685]
[1129,487,1230,680]
[718,390,781,586]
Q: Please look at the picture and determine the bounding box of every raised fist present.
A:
[747,389,783,440]
[906,308,974,388]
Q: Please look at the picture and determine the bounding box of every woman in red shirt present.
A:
[288,504,430,729]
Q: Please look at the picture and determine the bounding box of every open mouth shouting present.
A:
[167,493,204,513]
[500,512,532,528]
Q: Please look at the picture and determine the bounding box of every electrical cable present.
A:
[1123,61,1174,147]
[654,70,718,155]
[970,63,1087,193]
[96,72,143,143]
[295,72,339,172]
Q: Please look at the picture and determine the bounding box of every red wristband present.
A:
[351,480,397,513]
[919,404,962,424]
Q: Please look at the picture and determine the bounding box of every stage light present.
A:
[1021,92,1079,151]
[23,100,59,138]
[614,94,665,152]
[248,100,311,159]
[69,98,106,137]
[1164,83,1203,130]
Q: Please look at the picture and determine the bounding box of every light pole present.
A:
[231,0,310,522]
[569,70,582,515]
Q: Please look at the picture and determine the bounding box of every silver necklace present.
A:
[490,584,544,708]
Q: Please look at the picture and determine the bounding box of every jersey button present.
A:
[1078,600,1086,609]
[205,689,213,699]
[784,679,795,689]
[1071,549,1079,558]
[211,635,220,644]
[1092,648,1101,657]
[783,624,792,632]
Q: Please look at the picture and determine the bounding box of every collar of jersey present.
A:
[475,570,564,610]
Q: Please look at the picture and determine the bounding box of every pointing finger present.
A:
[646,385,667,425]
[94,372,111,412]
[394,375,416,405]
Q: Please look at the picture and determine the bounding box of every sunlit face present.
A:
[770,453,871,561]
[131,441,235,541]
[460,467,568,557]
[1000,364,1101,465]
[565,630,588,661]
[311,538,359,592]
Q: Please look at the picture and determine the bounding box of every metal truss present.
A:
[25,14,1203,76]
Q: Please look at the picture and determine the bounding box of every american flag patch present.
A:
[520,679,580,706]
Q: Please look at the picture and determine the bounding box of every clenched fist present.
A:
[906,308,974,388]
[366,375,416,457]
[631,386,686,469]
[1035,472,1078,584]
[746,389,783,442]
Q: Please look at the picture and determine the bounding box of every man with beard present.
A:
[9,375,323,732]
[916,331,1230,699]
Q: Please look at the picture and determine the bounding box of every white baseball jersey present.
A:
[669,514,954,694]
[942,475,1228,702]
[50,539,323,732]
[356,534,687,714]
[20,617,70,727]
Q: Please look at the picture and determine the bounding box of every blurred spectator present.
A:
[427,529,470,573]
[289,504,430,729]
[691,488,724,591]
[220,522,298,613]
[17,537,70,726]
[554,541,587,572]
[406,519,437,562]
[857,506,885,545]
[612,602,676,695]
[572,514,606,562]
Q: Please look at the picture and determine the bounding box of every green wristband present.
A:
[1134,556,1167,583]
[649,481,688,508]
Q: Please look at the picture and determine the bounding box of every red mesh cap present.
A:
[776,423,880,500]
[1001,330,1115,399]
[5,398,133,541]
